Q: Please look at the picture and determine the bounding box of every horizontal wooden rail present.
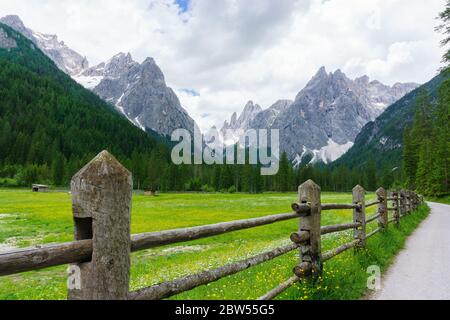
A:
[0,212,303,277]
[366,228,382,239]
[130,212,301,251]
[291,222,361,243]
[320,222,361,236]
[258,275,300,300]
[366,213,381,224]
[128,243,299,300]
[321,240,360,262]
[0,240,92,277]
[365,200,380,208]
[321,203,360,211]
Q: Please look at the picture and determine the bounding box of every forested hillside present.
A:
[0,23,170,187]
[332,73,447,171]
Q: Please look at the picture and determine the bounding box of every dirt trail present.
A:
[372,202,450,300]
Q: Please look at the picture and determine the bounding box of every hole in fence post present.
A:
[74,218,93,241]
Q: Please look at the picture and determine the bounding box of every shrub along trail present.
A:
[372,202,450,300]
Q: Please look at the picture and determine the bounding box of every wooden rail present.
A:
[0,151,424,300]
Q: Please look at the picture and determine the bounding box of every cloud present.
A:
[0,0,446,132]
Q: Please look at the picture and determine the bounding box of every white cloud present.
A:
[0,0,446,132]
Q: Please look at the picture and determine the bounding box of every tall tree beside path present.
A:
[437,0,450,70]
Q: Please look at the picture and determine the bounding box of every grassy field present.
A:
[0,189,429,300]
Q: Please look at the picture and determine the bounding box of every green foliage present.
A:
[0,22,166,188]
[403,80,449,196]
[0,190,429,300]
[437,0,450,70]
[334,73,448,173]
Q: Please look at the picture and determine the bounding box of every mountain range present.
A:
[0,21,163,168]
[0,15,198,138]
[334,72,448,170]
[75,52,198,137]
[1,14,423,166]
[221,67,419,165]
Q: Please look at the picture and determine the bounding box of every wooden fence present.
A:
[0,151,424,300]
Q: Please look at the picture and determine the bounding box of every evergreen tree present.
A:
[416,142,432,195]
[366,156,377,191]
[437,0,450,70]
[277,152,290,192]
[402,126,416,188]
[51,152,65,186]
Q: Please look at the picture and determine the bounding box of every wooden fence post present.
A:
[406,191,410,214]
[392,191,400,227]
[294,180,322,278]
[399,190,406,216]
[353,185,366,248]
[68,151,132,300]
[376,187,388,230]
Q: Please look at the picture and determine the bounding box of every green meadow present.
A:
[0,189,429,300]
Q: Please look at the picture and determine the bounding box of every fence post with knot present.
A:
[376,187,388,230]
[68,150,132,300]
[294,180,322,279]
[353,185,366,248]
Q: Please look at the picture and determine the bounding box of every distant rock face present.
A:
[0,27,17,49]
[221,67,419,165]
[250,99,293,130]
[1,15,198,136]
[75,53,198,136]
[0,15,88,75]
[221,101,262,138]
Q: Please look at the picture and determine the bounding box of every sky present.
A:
[0,0,447,132]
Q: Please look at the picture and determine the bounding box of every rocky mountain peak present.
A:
[0,14,88,75]
[102,52,137,78]
[242,101,262,116]
[0,15,31,38]
[220,67,420,164]
[315,66,328,78]
[140,57,166,82]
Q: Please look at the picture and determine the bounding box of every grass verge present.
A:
[0,189,429,300]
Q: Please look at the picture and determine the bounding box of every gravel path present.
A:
[372,202,450,300]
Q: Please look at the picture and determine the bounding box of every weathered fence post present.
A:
[406,191,412,214]
[293,180,322,278]
[399,190,406,217]
[353,185,366,248]
[392,191,400,227]
[68,151,132,300]
[376,187,388,230]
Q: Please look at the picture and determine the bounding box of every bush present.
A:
[201,184,215,193]
[228,186,237,194]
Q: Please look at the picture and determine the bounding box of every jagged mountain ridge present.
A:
[0,15,88,75]
[332,72,448,170]
[221,67,419,165]
[1,15,198,137]
[75,52,198,137]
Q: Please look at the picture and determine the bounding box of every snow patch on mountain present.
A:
[310,139,354,164]
[74,75,104,89]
